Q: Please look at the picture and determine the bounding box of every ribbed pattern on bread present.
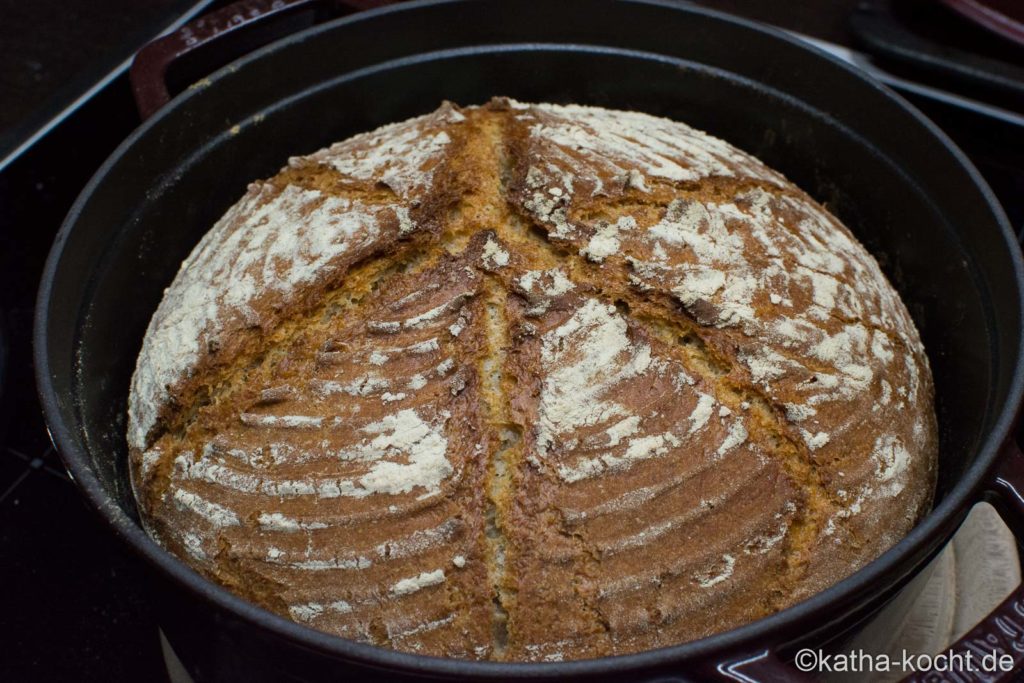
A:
[128,99,937,661]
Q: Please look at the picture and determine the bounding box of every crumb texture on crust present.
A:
[127,99,938,661]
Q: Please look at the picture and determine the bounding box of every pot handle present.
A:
[902,439,1024,682]
[129,0,392,121]
[696,441,1024,683]
[695,650,816,682]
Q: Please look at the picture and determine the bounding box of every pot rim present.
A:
[33,0,1024,676]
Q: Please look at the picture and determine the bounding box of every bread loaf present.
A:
[128,98,937,661]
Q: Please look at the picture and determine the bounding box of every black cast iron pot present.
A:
[34,0,1024,680]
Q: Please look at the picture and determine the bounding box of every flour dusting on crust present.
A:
[128,100,937,662]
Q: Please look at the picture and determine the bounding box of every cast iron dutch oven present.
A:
[33,0,1024,680]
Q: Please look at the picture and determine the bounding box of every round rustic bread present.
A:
[128,98,937,661]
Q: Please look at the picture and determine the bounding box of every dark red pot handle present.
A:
[901,440,1024,682]
[129,0,393,120]
[699,442,1024,683]
[695,650,816,682]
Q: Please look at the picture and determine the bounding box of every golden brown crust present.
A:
[128,99,937,661]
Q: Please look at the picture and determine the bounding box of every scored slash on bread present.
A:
[127,99,937,661]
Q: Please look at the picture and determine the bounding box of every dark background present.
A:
[0,0,861,147]
[0,1,1017,681]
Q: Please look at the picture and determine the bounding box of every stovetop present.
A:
[0,2,216,680]
[1,2,1022,681]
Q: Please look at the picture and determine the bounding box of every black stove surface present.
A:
[0,53,169,683]
[0,2,215,680]
[1,2,1022,681]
